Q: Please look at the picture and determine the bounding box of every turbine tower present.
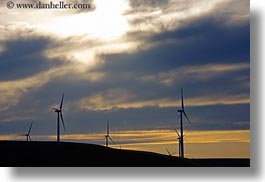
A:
[53,94,66,142]
[24,121,33,141]
[175,129,182,158]
[177,88,191,158]
[105,121,115,147]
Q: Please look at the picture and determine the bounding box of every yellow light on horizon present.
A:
[1,129,249,158]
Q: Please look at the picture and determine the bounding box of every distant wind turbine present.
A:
[105,121,115,147]
[53,93,66,142]
[23,121,33,141]
[177,88,191,158]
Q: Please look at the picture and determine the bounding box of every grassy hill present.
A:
[0,141,250,167]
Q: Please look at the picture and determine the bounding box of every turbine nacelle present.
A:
[53,108,61,112]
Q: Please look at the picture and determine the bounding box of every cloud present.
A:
[0,38,62,81]
[77,89,136,111]
[77,90,249,111]
[140,63,249,86]
[126,0,249,35]
[0,67,60,112]
[100,20,249,76]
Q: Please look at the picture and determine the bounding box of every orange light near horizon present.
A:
[1,129,249,158]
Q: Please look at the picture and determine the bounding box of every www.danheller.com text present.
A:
[6,1,91,9]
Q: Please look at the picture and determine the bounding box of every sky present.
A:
[0,0,250,158]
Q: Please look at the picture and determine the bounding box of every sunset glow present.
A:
[2,129,249,158]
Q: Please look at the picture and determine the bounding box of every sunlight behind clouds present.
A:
[0,0,249,67]
[41,0,130,40]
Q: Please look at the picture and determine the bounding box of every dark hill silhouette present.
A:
[0,141,249,167]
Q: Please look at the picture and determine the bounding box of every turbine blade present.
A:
[165,148,172,156]
[107,121,109,135]
[60,112,66,131]
[29,135,32,141]
[109,136,115,144]
[183,111,191,124]
[175,129,181,137]
[181,88,184,110]
[60,93,64,110]
[28,121,33,135]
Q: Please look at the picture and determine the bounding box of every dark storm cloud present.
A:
[100,19,249,73]
[0,38,61,81]
[88,15,250,105]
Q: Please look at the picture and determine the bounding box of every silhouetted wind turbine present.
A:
[23,121,33,141]
[105,121,115,147]
[177,88,191,158]
[53,94,66,142]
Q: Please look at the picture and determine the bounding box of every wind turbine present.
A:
[23,121,33,141]
[53,93,66,142]
[105,121,115,147]
[177,88,191,158]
